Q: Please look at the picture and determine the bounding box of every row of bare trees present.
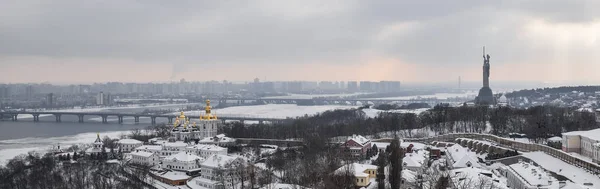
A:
[222,104,596,143]
[0,152,150,189]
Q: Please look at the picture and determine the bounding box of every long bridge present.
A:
[0,111,291,125]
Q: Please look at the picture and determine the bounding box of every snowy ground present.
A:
[502,137,533,144]
[0,130,129,164]
[569,152,595,163]
[183,104,358,119]
[362,108,430,118]
[522,152,600,186]
[261,92,369,99]
[364,91,478,100]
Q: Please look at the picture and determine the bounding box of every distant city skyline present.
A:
[1,1,599,84]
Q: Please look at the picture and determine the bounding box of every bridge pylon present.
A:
[54,114,61,122]
[101,115,108,123]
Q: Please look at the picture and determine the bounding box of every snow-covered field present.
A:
[523,152,600,186]
[261,92,369,99]
[362,108,430,118]
[365,91,478,100]
[0,130,129,164]
[182,104,358,119]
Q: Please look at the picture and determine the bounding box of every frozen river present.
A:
[0,104,356,164]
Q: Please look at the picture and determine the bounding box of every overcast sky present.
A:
[1,0,599,84]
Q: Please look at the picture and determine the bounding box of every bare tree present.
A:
[231,159,247,189]
[324,163,356,189]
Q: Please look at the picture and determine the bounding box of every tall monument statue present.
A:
[476,46,495,105]
[483,47,490,88]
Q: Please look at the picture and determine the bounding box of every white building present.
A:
[196,154,241,189]
[130,151,159,166]
[86,133,104,155]
[500,160,560,189]
[334,163,378,187]
[118,139,143,152]
[562,128,600,163]
[135,145,163,154]
[341,134,372,157]
[403,150,428,172]
[186,144,227,158]
[445,144,481,169]
[161,141,188,157]
[96,92,104,105]
[199,134,237,147]
[163,152,203,172]
[498,94,509,106]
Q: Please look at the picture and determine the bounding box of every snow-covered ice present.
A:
[364,91,478,100]
[2,104,360,164]
[261,93,369,99]
[0,130,129,164]
[184,104,358,119]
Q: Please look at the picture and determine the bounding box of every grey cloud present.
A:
[0,0,598,66]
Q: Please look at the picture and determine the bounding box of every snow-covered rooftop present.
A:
[201,154,239,168]
[347,135,370,146]
[506,161,557,187]
[163,141,188,147]
[403,150,427,168]
[446,144,481,168]
[135,145,163,151]
[186,144,227,152]
[152,171,190,181]
[85,147,102,153]
[454,155,481,168]
[548,136,562,142]
[522,152,600,187]
[199,134,236,143]
[498,95,508,103]
[130,151,155,158]
[452,167,508,189]
[563,128,600,141]
[259,183,310,189]
[334,163,377,178]
[118,139,143,144]
[165,152,202,162]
